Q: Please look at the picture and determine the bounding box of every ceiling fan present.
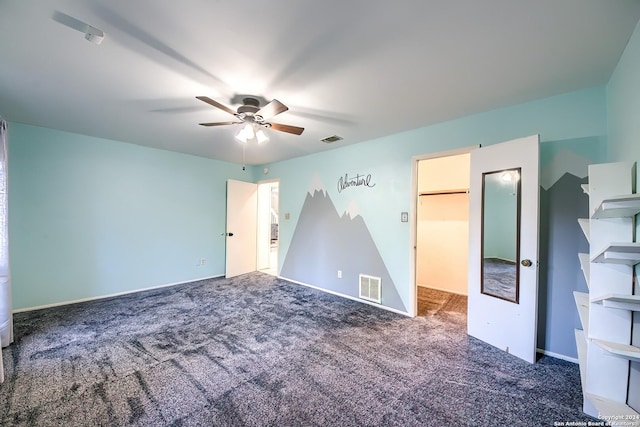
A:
[196,96,304,143]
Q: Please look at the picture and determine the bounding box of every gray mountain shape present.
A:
[281,190,407,313]
[537,171,589,358]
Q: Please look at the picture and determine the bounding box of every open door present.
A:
[225,179,257,278]
[468,135,539,363]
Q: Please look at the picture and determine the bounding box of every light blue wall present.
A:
[8,123,253,309]
[606,19,640,413]
[268,86,607,316]
[608,20,640,172]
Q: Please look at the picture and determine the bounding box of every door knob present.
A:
[521,259,532,267]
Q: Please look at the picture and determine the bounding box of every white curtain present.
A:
[0,118,12,383]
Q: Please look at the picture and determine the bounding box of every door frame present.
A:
[409,145,479,316]
[257,179,280,273]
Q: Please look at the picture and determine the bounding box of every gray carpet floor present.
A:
[1,272,593,426]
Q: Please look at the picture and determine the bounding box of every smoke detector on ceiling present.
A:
[85,25,105,44]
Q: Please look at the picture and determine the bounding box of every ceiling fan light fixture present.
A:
[235,123,270,144]
[243,123,255,139]
[256,129,269,144]
[235,123,253,143]
[235,127,249,143]
[234,133,248,144]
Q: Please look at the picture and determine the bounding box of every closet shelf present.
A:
[585,393,640,427]
[578,253,590,288]
[577,218,590,243]
[591,194,640,219]
[592,339,640,362]
[591,293,640,311]
[419,189,469,196]
[591,242,640,265]
[573,292,590,335]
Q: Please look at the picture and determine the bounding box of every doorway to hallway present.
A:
[257,180,279,275]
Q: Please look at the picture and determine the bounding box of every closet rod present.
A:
[419,190,469,196]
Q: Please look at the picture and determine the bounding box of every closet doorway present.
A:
[257,180,279,275]
[413,148,473,317]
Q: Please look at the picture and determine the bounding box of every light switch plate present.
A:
[401,212,408,222]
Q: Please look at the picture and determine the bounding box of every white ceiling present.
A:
[1,1,639,166]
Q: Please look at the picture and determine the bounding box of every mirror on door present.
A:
[481,168,521,303]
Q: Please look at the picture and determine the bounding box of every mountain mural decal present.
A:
[537,144,596,359]
[281,188,407,313]
[540,148,591,190]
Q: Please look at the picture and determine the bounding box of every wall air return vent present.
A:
[321,135,343,143]
[359,274,381,304]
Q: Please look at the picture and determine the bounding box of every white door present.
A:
[225,179,257,278]
[468,135,540,363]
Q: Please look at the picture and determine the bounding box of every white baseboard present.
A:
[13,274,224,313]
[536,348,578,364]
[278,275,412,317]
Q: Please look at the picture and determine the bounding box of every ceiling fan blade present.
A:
[256,99,288,120]
[196,96,236,116]
[269,122,305,135]
[199,121,242,127]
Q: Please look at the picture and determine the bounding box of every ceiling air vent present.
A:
[321,135,343,143]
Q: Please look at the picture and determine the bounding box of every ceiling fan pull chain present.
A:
[242,144,246,171]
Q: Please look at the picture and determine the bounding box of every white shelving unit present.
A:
[578,218,590,243]
[578,252,591,287]
[574,291,590,335]
[591,294,640,311]
[591,242,640,265]
[575,161,640,425]
[592,339,640,362]
[591,194,640,219]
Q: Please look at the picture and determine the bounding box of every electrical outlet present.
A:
[337,270,342,278]
[199,258,206,266]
